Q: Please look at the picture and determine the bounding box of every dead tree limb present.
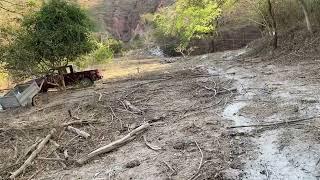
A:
[77,123,150,165]
[123,100,142,114]
[62,120,92,127]
[16,138,42,164]
[108,105,123,129]
[9,129,56,179]
[143,135,162,151]
[189,141,204,180]
[67,110,80,120]
[67,126,90,139]
[227,116,319,129]
[53,151,67,168]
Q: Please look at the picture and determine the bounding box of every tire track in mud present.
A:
[211,50,320,180]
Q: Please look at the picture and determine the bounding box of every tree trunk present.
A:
[267,0,278,49]
[297,0,312,34]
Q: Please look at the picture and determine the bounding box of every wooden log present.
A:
[123,100,142,114]
[16,138,42,163]
[77,123,150,165]
[67,126,90,139]
[10,129,56,179]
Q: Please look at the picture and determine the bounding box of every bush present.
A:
[94,43,114,62]
[74,42,113,69]
[103,38,123,55]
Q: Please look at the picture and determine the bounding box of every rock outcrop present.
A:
[100,0,173,42]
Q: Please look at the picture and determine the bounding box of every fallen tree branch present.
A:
[67,110,80,120]
[62,120,93,127]
[217,88,237,95]
[189,141,204,180]
[123,100,142,114]
[108,105,123,129]
[227,116,320,129]
[143,135,162,151]
[77,123,150,165]
[67,126,91,139]
[53,151,67,168]
[16,138,42,164]
[197,83,217,96]
[162,160,177,177]
[10,129,56,179]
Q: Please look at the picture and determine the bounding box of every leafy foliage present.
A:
[94,43,114,61]
[153,0,221,51]
[102,38,123,55]
[74,38,123,68]
[1,0,95,79]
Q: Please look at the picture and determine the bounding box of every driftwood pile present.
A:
[3,98,150,179]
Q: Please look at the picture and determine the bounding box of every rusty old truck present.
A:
[34,65,103,92]
[0,65,102,110]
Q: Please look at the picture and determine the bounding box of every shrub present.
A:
[103,38,123,55]
[94,43,114,62]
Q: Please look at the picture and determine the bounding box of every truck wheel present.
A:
[79,77,94,88]
[32,94,43,107]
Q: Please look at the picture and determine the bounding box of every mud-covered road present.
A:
[1,49,320,179]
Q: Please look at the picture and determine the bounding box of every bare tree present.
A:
[267,0,277,49]
[297,0,312,34]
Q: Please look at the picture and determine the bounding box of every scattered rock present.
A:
[124,160,141,169]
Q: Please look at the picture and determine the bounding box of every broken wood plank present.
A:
[67,126,90,139]
[123,100,142,114]
[10,129,56,179]
[77,123,150,165]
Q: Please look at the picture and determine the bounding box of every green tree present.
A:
[2,0,95,79]
[153,0,221,55]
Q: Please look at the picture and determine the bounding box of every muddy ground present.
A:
[1,49,320,180]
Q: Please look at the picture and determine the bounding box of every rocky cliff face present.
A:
[97,0,172,42]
